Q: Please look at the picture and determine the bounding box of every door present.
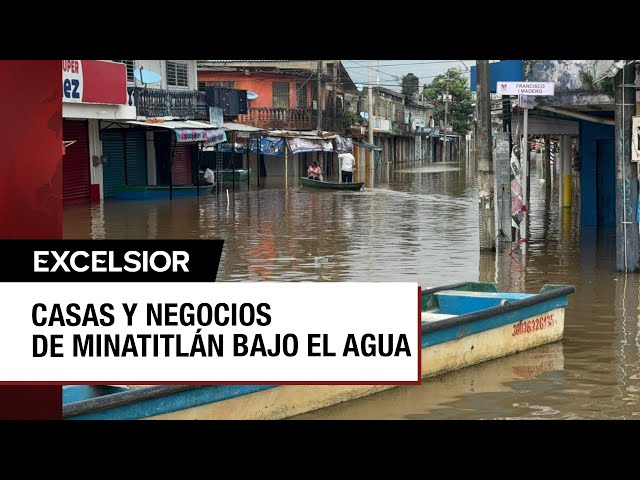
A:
[101,130,126,198]
[102,129,148,197]
[62,120,91,204]
[172,145,193,185]
[124,130,147,187]
[596,139,615,227]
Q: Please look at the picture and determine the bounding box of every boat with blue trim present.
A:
[62,281,574,420]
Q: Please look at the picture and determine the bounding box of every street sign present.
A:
[518,94,534,109]
[443,94,452,102]
[497,82,555,96]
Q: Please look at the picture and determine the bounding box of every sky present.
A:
[342,60,476,92]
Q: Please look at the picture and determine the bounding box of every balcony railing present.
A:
[237,108,312,130]
[238,107,344,133]
[128,87,208,120]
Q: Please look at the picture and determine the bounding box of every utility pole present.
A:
[368,60,374,145]
[443,72,450,163]
[332,60,338,132]
[614,60,639,272]
[316,60,323,132]
[476,60,495,251]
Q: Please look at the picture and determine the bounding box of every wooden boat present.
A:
[61,281,574,420]
[300,176,364,191]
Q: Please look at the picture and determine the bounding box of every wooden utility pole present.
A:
[332,61,338,132]
[614,60,639,272]
[316,60,323,132]
[476,60,495,251]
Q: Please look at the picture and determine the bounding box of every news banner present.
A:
[0,240,420,385]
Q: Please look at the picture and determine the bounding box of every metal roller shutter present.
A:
[101,130,126,198]
[172,145,192,185]
[125,130,147,186]
[62,120,91,204]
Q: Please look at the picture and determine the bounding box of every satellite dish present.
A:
[593,60,626,84]
[247,91,258,100]
[134,67,162,85]
[356,83,364,92]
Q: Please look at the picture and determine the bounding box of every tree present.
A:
[401,73,420,99]
[422,68,474,135]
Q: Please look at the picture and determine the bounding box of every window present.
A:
[166,61,189,88]
[296,82,307,108]
[272,82,289,108]
[114,60,135,82]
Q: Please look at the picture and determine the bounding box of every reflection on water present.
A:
[64,158,640,420]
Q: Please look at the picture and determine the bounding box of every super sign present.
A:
[62,60,83,103]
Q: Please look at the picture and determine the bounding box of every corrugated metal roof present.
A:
[222,122,264,132]
[126,120,216,129]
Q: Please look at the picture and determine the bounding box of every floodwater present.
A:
[63,156,640,420]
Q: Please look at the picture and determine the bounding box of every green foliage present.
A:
[343,111,364,129]
[579,68,614,98]
[401,73,420,98]
[422,68,474,135]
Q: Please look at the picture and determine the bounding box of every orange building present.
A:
[198,61,358,132]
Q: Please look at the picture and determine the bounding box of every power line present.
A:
[343,60,467,69]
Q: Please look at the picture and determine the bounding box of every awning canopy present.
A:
[353,140,382,152]
[126,120,227,145]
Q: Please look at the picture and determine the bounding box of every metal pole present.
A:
[562,135,572,208]
[285,139,288,189]
[521,107,529,256]
[256,136,260,188]
[196,141,201,197]
[247,135,251,189]
[523,107,529,206]
[232,131,236,192]
[169,137,175,201]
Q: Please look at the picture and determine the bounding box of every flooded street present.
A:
[63,158,640,420]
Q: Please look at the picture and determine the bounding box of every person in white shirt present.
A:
[199,165,215,186]
[338,152,356,183]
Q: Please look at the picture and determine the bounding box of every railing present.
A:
[238,108,313,130]
[128,87,208,120]
[238,107,345,133]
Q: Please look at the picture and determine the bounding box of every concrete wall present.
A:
[524,60,614,108]
[579,119,615,226]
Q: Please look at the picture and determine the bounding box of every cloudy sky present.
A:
[342,60,476,92]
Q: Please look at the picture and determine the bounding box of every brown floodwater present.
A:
[63,156,640,420]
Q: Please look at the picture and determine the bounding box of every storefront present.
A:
[61,60,136,204]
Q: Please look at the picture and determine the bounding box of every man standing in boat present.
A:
[339,152,355,183]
